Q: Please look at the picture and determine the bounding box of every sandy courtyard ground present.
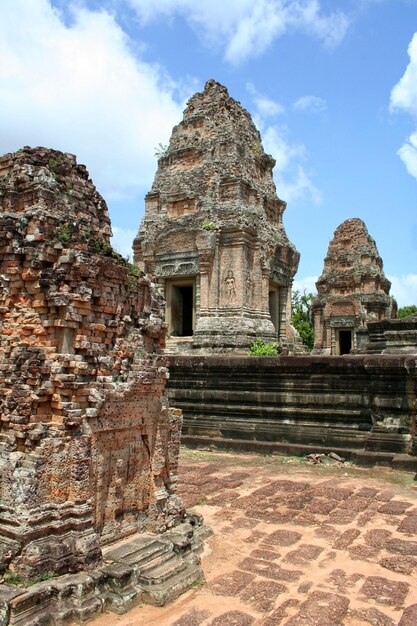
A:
[92,448,417,625]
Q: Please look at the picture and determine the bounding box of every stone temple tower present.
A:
[134,80,300,351]
[312,218,396,355]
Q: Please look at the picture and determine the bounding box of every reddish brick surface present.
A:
[89,450,417,626]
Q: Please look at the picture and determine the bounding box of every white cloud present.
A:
[293,276,318,295]
[387,274,417,308]
[262,125,305,169]
[283,165,322,205]
[0,0,184,202]
[111,226,137,259]
[247,82,284,117]
[246,83,321,206]
[0,0,324,227]
[293,274,417,308]
[390,32,417,182]
[397,131,417,179]
[293,0,348,48]
[246,83,322,204]
[390,33,417,116]
[130,0,349,64]
[293,95,327,113]
[262,125,321,205]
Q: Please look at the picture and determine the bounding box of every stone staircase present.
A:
[2,519,211,625]
[104,527,204,607]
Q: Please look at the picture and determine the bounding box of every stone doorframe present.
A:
[164,277,197,337]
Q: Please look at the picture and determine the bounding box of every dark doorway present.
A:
[269,289,279,333]
[179,285,193,336]
[171,284,194,336]
[339,330,352,355]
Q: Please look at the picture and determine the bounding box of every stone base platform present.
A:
[167,354,417,468]
[181,436,417,474]
[0,520,212,626]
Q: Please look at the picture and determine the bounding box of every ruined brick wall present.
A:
[0,148,184,579]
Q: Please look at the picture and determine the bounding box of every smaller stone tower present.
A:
[312,218,396,355]
[134,80,300,351]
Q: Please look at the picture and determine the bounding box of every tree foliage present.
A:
[397,305,417,319]
[292,290,315,351]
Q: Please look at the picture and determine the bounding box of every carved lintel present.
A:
[330,316,356,328]
[157,260,199,277]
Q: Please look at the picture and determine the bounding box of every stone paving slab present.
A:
[91,449,417,626]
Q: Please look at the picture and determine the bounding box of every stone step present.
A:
[104,536,171,568]
[138,552,186,585]
[140,558,203,607]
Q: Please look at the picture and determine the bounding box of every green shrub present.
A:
[248,338,279,356]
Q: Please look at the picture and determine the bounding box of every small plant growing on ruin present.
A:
[202,219,218,231]
[89,238,116,256]
[27,571,58,587]
[248,338,279,356]
[48,156,62,171]
[192,578,206,589]
[3,569,23,586]
[55,223,71,244]
[127,263,144,287]
[1,569,59,588]
[128,264,143,277]
[250,143,262,155]
[154,143,169,158]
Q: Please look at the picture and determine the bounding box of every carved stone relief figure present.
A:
[359,306,367,327]
[245,270,253,305]
[224,270,236,302]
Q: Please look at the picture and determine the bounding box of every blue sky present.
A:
[1,0,416,305]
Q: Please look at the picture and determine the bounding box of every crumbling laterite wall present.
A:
[0,148,184,580]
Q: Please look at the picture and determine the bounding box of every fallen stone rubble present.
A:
[306,452,346,465]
